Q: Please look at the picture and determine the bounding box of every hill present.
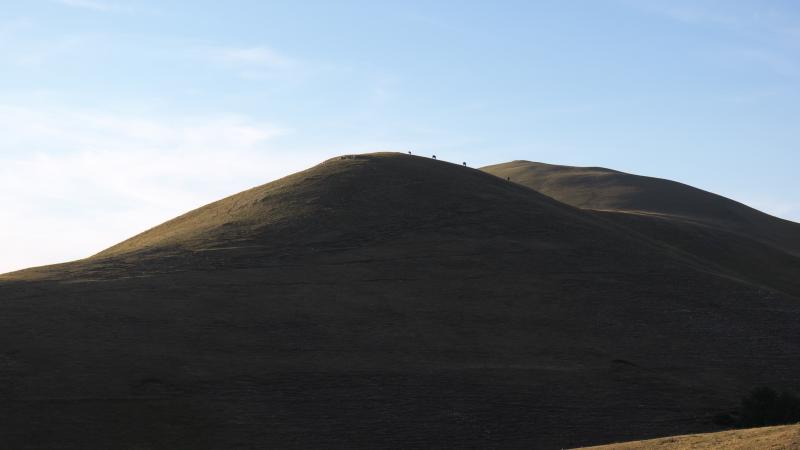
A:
[577,424,800,449]
[1,153,799,449]
[482,160,800,297]
[481,160,800,254]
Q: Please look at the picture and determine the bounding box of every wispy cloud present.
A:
[0,18,34,36]
[55,0,155,14]
[0,105,286,152]
[199,45,301,79]
[629,0,739,27]
[215,46,295,68]
[625,0,800,83]
[0,104,329,274]
[726,47,799,78]
[57,0,108,10]
[3,35,87,67]
[626,0,800,38]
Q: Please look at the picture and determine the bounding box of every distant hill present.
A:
[482,160,800,297]
[481,160,800,254]
[1,153,799,449]
[576,424,800,449]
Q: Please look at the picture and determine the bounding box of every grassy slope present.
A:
[1,153,798,449]
[578,424,800,449]
[481,160,800,254]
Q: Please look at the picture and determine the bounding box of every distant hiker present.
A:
[506,176,510,181]
[462,162,467,167]
[432,155,437,160]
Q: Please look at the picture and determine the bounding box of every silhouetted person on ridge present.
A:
[462,162,467,167]
[432,155,437,160]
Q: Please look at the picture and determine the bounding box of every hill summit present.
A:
[96,153,592,258]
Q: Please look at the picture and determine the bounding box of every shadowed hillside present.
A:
[1,153,799,449]
[482,160,800,297]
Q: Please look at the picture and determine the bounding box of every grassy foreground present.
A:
[578,424,800,449]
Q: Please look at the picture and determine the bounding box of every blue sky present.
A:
[1,0,799,273]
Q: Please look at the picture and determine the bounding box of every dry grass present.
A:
[578,424,800,449]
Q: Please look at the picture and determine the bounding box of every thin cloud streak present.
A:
[198,45,306,80]
[217,46,295,67]
[627,0,800,40]
[202,45,298,70]
[56,0,127,12]
[54,0,159,14]
[0,105,286,152]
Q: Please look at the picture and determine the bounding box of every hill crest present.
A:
[93,152,586,259]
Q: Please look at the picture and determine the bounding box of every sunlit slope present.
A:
[6,152,637,281]
[577,424,800,449]
[1,153,799,449]
[94,153,597,257]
